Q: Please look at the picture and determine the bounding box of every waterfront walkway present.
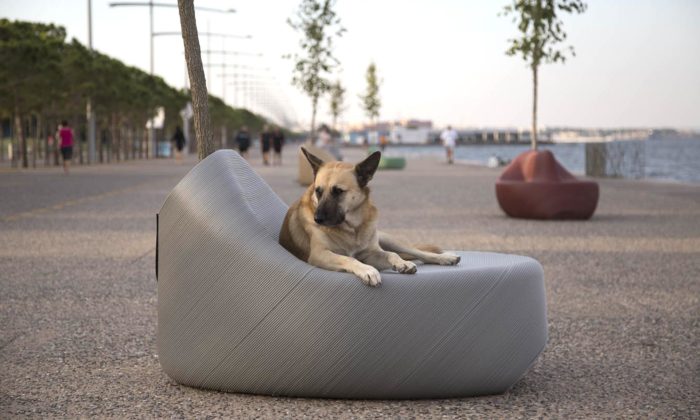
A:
[1,148,698,417]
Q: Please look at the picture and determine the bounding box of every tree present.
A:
[360,62,381,124]
[0,20,65,167]
[177,0,214,160]
[328,79,345,130]
[0,19,266,167]
[287,0,345,139]
[501,0,587,149]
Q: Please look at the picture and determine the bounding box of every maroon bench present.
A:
[495,150,599,220]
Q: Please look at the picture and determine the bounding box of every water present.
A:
[381,138,700,184]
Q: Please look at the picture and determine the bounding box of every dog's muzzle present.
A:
[314,210,345,226]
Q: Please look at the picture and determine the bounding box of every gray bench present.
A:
[156,150,548,399]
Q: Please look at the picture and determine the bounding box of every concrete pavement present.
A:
[1,147,698,417]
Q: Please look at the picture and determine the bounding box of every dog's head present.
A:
[302,147,381,227]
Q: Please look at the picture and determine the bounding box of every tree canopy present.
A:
[501,0,587,149]
[0,19,268,166]
[287,0,345,136]
[360,62,381,123]
[328,79,345,129]
[502,0,587,67]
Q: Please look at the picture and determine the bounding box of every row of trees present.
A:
[0,19,268,168]
[284,0,587,150]
[502,0,587,149]
[286,0,345,138]
[287,0,384,136]
[326,62,381,133]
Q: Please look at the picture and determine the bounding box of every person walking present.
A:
[58,120,74,174]
[172,126,186,163]
[316,124,343,161]
[235,125,251,159]
[379,133,389,151]
[271,126,285,166]
[260,125,271,165]
[440,125,458,164]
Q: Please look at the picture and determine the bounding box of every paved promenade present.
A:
[1,147,698,417]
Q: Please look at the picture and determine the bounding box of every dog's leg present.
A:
[378,232,461,266]
[308,250,382,286]
[357,247,417,274]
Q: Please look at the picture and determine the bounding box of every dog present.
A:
[278,147,461,286]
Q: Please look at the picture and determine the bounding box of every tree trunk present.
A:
[14,107,27,168]
[118,124,123,161]
[126,125,131,160]
[221,125,226,150]
[531,64,538,150]
[32,114,39,168]
[122,125,126,160]
[110,114,117,162]
[178,0,214,161]
[44,119,50,166]
[21,117,28,168]
[144,124,149,159]
[73,114,82,165]
[116,124,120,161]
[125,125,130,160]
[310,96,318,143]
[53,120,60,166]
[99,126,104,164]
[133,126,138,160]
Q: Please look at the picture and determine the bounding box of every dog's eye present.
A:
[315,187,323,198]
[331,186,344,196]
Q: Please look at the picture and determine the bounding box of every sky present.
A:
[2,0,699,130]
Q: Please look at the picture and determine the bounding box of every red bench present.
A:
[495,150,599,220]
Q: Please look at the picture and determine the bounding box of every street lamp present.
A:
[201,56,263,105]
[109,1,235,158]
[86,0,96,164]
[199,53,262,106]
[165,34,254,91]
[109,2,236,75]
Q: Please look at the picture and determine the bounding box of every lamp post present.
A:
[227,79,271,113]
[217,64,270,106]
[109,1,235,158]
[204,64,256,106]
[110,2,236,75]
[86,0,96,164]
[202,57,264,105]
[159,33,253,93]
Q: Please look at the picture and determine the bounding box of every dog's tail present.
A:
[397,244,443,260]
[378,232,443,260]
[413,244,443,254]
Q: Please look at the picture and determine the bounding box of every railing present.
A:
[585,141,645,179]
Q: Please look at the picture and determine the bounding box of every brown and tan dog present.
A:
[279,148,460,286]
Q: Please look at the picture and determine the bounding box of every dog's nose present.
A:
[314,215,325,224]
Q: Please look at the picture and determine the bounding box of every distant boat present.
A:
[552,130,651,143]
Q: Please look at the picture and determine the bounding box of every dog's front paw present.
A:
[393,260,417,274]
[355,264,381,287]
[435,252,461,266]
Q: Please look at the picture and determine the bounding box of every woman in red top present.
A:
[58,120,74,174]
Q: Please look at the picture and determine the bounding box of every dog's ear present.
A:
[355,151,381,188]
[301,147,324,176]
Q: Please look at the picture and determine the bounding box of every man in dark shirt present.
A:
[272,127,285,166]
[235,126,251,159]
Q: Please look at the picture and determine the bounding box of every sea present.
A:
[381,138,700,184]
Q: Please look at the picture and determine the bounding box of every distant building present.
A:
[391,119,433,144]
[341,121,599,145]
[344,119,433,145]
